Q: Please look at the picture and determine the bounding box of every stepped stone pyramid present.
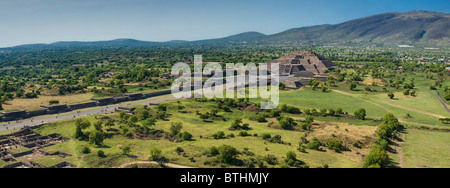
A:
[269,51,335,76]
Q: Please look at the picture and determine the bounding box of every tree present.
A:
[25,92,38,98]
[136,108,150,120]
[303,109,311,115]
[75,119,91,139]
[213,131,226,139]
[178,131,193,141]
[218,145,239,164]
[285,151,297,166]
[119,111,127,119]
[328,108,336,116]
[49,100,60,105]
[128,115,138,124]
[230,117,243,130]
[200,113,210,121]
[270,110,281,118]
[307,137,321,151]
[97,150,105,158]
[261,133,271,140]
[300,116,315,131]
[210,109,219,117]
[328,140,344,152]
[81,147,90,154]
[281,104,288,112]
[336,108,343,115]
[349,83,357,91]
[388,92,395,99]
[169,122,183,137]
[149,148,163,161]
[76,119,91,130]
[93,121,102,132]
[363,145,389,168]
[122,146,131,155]
[279,117,295,130]
[279,82,286,90]
[157,111,166,120]
[256,116,267,123]
[89,131,104,146]
[354,108,367,120]
[403,89,410,96]
[142,118,156,127]
[157,104,167,112]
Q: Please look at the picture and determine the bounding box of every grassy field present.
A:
[402,129,450,168]
[14,98,381,168]
[1,71,449,168]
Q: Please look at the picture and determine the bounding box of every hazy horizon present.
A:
[1,0,449,48]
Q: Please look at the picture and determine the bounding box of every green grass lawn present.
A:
[402,129,450,168]
[277,88,389,119]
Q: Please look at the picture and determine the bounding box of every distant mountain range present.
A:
[5,10,450,50]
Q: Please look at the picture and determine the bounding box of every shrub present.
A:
[279,117,295,130]
[261,133,271,140]
[149,148,163,161]
[269,135,283,144]
[265,155,278,165]
[270,110,281,117]
[327,140,344,152]
[175,147,184,155]
[238,131,250,137]
[286,106,301,114]
[89,131,104,146]
[81,147,90,154]
[218,145,239,164]
[122,146,131,155]
[256,116,267,123]
[354,108,367,120]
[97,150,105,158]
[363,145,389,168]
[307,137,321,151]
[388,92,395,99]
[169,122,183,137]
[178,131,193,141]
[49,100,60,105]
[213,131,226,139]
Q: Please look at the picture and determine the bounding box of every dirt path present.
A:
[117,161,193,168]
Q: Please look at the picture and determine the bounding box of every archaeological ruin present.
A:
[269,51,336,76]
[0,127,74,168]
[269,51,336,89]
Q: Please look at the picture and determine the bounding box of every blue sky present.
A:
[0,0,448,47]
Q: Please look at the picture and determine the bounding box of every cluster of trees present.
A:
[204,145,240,165]
[283,151,308,168]
[261,133,283,144]
[364,113,400,168]
[74,119,106,146]
[304,108,345,117]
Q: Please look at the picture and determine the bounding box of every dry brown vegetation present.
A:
[3,93,95,111]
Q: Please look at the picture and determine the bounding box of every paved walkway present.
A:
[0,95,175,132]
